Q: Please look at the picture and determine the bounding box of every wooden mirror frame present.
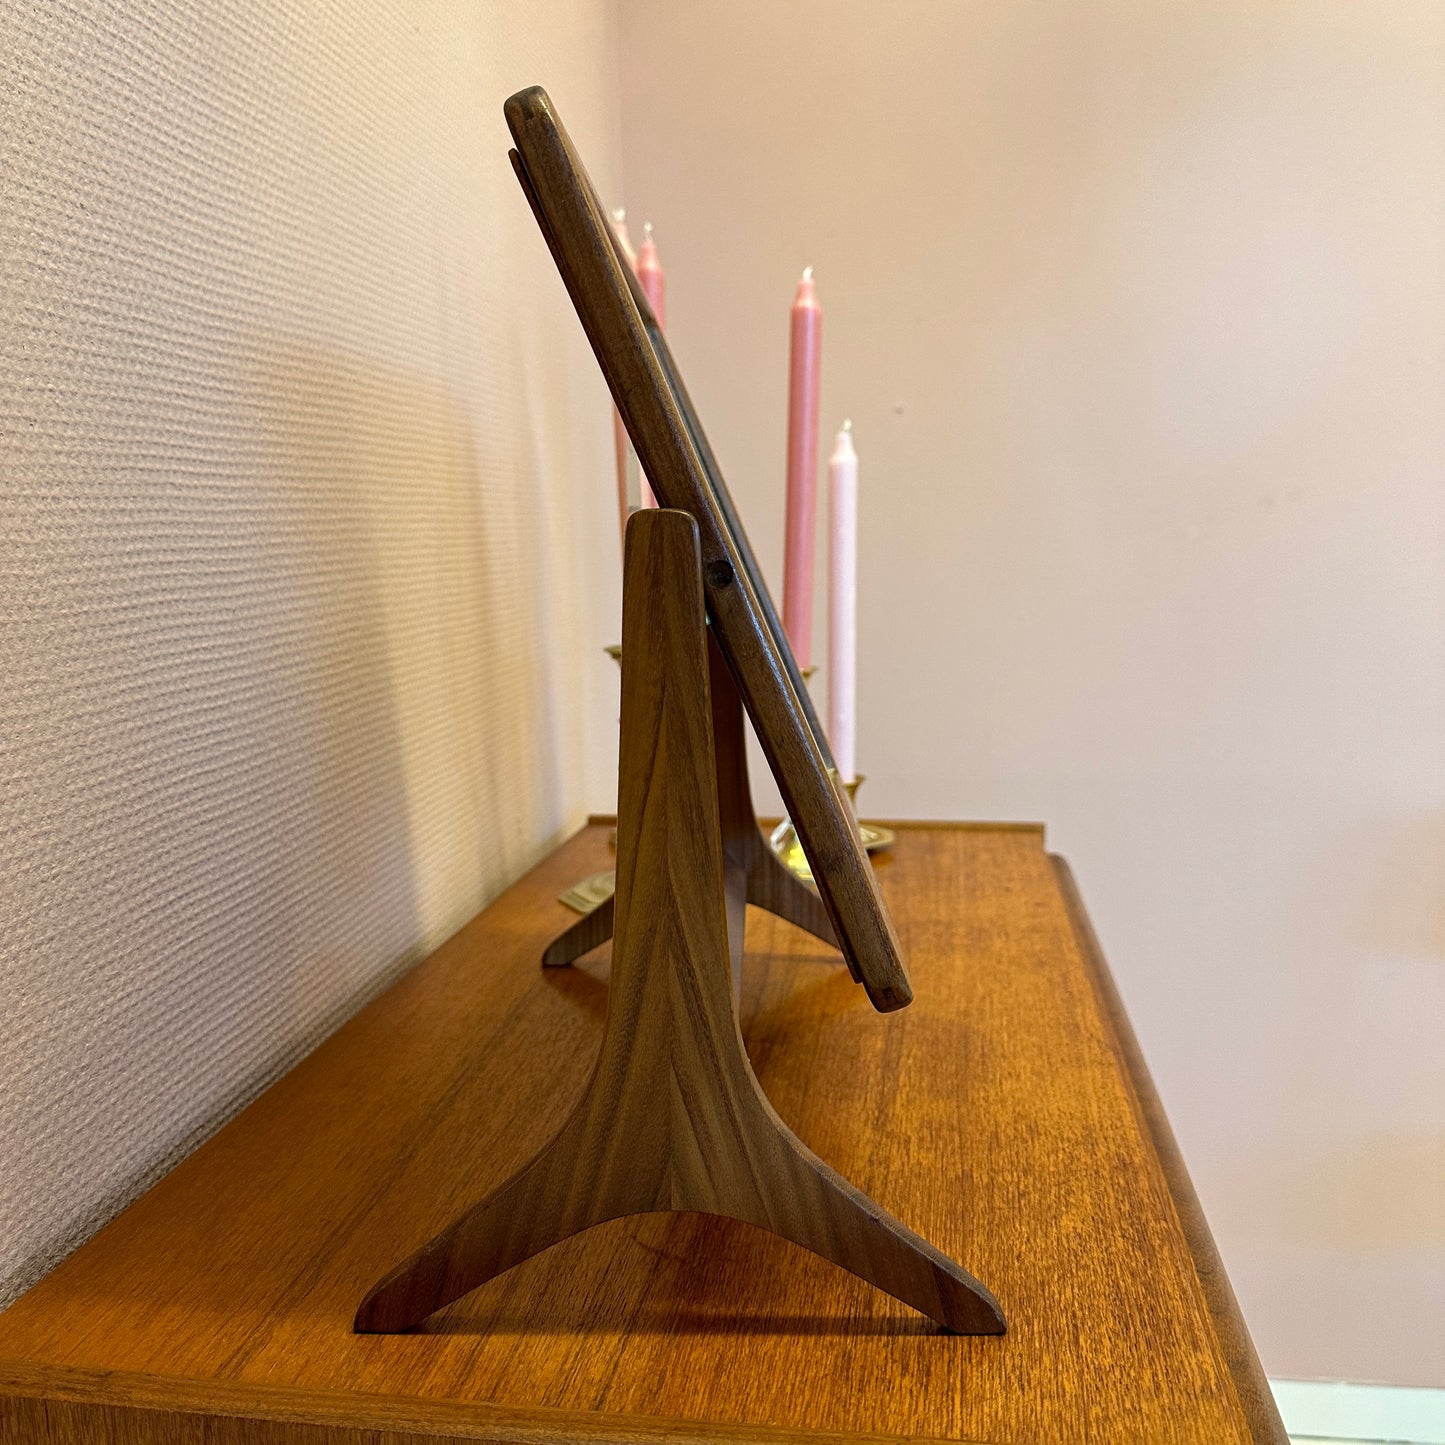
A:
[505,85,911,1011]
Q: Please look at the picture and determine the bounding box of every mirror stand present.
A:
[354,510,1004,1335]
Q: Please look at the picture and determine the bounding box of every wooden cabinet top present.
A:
[0,822,1284,1445]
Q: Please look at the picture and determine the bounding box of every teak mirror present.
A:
[505,83,911,1012]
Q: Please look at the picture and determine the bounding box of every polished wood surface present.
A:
[359,511,999,1334]
[505,85,911,1012]
[0,820,1285,1443]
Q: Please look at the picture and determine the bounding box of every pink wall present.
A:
[614,0,1445,1385]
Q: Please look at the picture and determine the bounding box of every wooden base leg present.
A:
[706,633,837,952]
[541,896,613,968]
[356,510,1003,1336]
[541,631,836,972]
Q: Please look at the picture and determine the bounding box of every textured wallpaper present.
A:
[0,0,624,1306]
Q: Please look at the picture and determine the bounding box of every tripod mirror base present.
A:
[356,510,1003,1337]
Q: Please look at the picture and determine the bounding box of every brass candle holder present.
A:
[562,647,892,908]
[769,774,894,884]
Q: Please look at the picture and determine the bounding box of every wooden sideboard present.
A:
[0,821,1286,1445]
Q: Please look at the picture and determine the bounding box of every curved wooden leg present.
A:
[355,1082,662,1332]
[543,629,837,971]
[355,1121,586,1331]
[742,840,836,949]
[717,1090,1003,1334]
[541,895,614,968]
[541,858,831,971]
[712,629,837,951]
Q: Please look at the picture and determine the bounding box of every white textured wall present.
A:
[0,0,622,1307]
[616,0,1445,1385]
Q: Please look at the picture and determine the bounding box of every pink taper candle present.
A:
[783,267,822,667]
[634,223,666,508]
[828,420,859,784]
[609,210,640,539]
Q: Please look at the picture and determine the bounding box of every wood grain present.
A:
[505,85,910,1013]
[0,1360,999,1445]
[0,821,1284,1443]
[357,511,999,1335]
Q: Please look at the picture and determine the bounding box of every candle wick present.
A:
[643,220,654,240]
[801,265,814,282]
[611,207,626,225]
[842,418,852,432]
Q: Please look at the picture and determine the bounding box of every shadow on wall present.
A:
[0,329,554,1312]
[238,330,558,1021]
[232,332,427,1042]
